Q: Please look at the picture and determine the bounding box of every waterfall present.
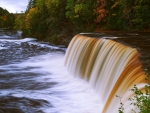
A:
[64,34,146,112]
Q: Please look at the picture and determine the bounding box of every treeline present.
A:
[0,7,15,28]
[14,0,150,44]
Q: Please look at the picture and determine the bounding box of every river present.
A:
[0,29,102,113]
[0,29,150,113]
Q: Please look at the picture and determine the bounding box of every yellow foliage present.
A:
[45,0,59,9]
[25,7,39,28]
[111,2,119,9]
[112,13,117,16]
[74,4,83,13]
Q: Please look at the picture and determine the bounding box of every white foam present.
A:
[0,53,103,113]
[0,38,36,42]
[0,46,7,50]
[20,38,37,42]
[102,36,119,39]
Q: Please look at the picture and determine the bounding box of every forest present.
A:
[0,1,150,112]
[0,7,15,28]
[1,0,150,45]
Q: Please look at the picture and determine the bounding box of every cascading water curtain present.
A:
[64,34,146,113]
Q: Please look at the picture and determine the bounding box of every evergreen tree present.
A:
[27,0,37,11]
[0,7,15,28]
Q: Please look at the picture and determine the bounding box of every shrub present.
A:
[117,64,150,113]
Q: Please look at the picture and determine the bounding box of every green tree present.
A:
[35,0,48,38]
[105,0,125,30]
[131,0,150,30]
[117,65,150,113]
[0,7,15,28]
[45,0,68,35]
[66,0,95,32]
[27,0,37,11]
[14,14,26,31]
[105,0,150,30]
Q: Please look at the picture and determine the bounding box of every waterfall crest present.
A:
[64,34,146,112]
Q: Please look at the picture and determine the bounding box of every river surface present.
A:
[0,29,150,113]
[0,29,102,113]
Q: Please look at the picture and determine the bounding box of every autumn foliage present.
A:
[14,0,150,43]
[0,7,15,28]
[94,0,107,23]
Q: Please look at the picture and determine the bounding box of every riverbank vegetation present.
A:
[117,65,150,113]
[1,1,150,112]
[13,0,150,45]
[0,7,15,28]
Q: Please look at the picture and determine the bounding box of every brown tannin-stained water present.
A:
[80,32,150,69]
[0,29,150,113]
[65,32,150,113]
